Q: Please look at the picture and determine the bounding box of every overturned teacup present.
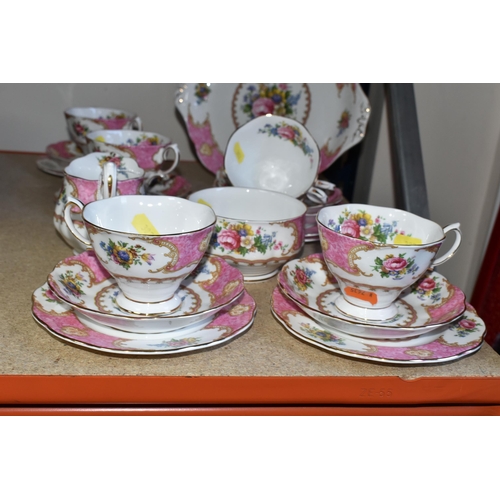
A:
[224,115,321,200]
[65,107,142,149]
[63,195,216,315]
[317,203,462,322]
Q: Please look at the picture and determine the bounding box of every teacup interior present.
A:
[66,107,133,120]
[84,196,215,235]
[189,187,306,221]
[87,130,170,147]
[66,154,143,181]
[318,204,445,244]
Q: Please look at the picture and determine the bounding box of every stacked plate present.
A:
[37,140,84,177]
[271,253,487,365]
[32,250,256,356]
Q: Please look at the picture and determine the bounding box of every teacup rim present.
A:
[189,186,307,223]
[86,129,171,144]
[317,203,448,247]
[81,195,216,237]
[64,106,137,120]
[65,153,145,181]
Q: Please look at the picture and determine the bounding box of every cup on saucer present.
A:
[64,107,142,151]
[63,195,216,315]
[54,152,164,253]
[86,130,180,176]
[317,203,462,322]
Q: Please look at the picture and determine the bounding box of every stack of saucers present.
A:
[32,195,256,356]
[270,203,488,366]
[37,139,84,177]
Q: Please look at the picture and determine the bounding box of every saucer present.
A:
[47,251,245,333]
[278,254,466,339]
[36,157,65,177]
[32,284,256,356]
[147,173,192,198]
[271,286,486,365]
[46,140,83,162]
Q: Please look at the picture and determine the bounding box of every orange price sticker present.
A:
[344,287,378,305]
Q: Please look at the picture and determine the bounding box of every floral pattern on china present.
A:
[211,221,290,257]
[278,253,467,337]
[175,83,370,175]
[100,239,155,270]
[327,207,411,244]
[412,275,443,303]
[258,122,315,159]
[372,253,419,281]
[271,286,486,365]
[32,283,256,356]
[240,84,303,121]
[97,152,135,178]
[123,134,163,146]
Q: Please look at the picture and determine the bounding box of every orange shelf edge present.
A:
[1,374,499,406]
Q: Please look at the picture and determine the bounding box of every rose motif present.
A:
[418,277,436,291]
[340,219,360,238]
[73,123,86,136]
[218,229,241,251]
[294,268,308,286]
[382,257,408,272]
[459,319,476,329]
[252,97,275,117]
[277,126,296,140]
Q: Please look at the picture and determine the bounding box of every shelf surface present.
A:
[1,152,500,410]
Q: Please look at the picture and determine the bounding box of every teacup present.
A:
[63,195,216,315]
[86,130,180,175]
[64,107,142,149]
[224,115,325,201]
[317,203,462,322]
[188,187,306,281]
[54,152,163,253]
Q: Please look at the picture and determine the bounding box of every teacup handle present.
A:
[305,180,336,204]
[432,222,462,267]
[306,186,328,204]
[132,116,143,131]
[98,162,117,199]
[314,180,336,191]
[161,143,181,175]
[64,196,92,247]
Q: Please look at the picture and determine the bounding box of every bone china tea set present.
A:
[32,87,487,362]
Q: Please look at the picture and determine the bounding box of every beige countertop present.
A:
[1,151,500,381]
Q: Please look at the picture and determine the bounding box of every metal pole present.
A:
[385,83,430,218]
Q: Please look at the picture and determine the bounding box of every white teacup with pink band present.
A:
[64,107,142,150]
[86,130,180,175]
[54,152,169,253]
[63,195,216,316]
[317,203,462,322]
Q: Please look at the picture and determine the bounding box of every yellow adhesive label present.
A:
[95,135,106,143]
[394,234,422,245]
[132,214,159,235]
[197,198,212,208]
[234,142,245,164]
